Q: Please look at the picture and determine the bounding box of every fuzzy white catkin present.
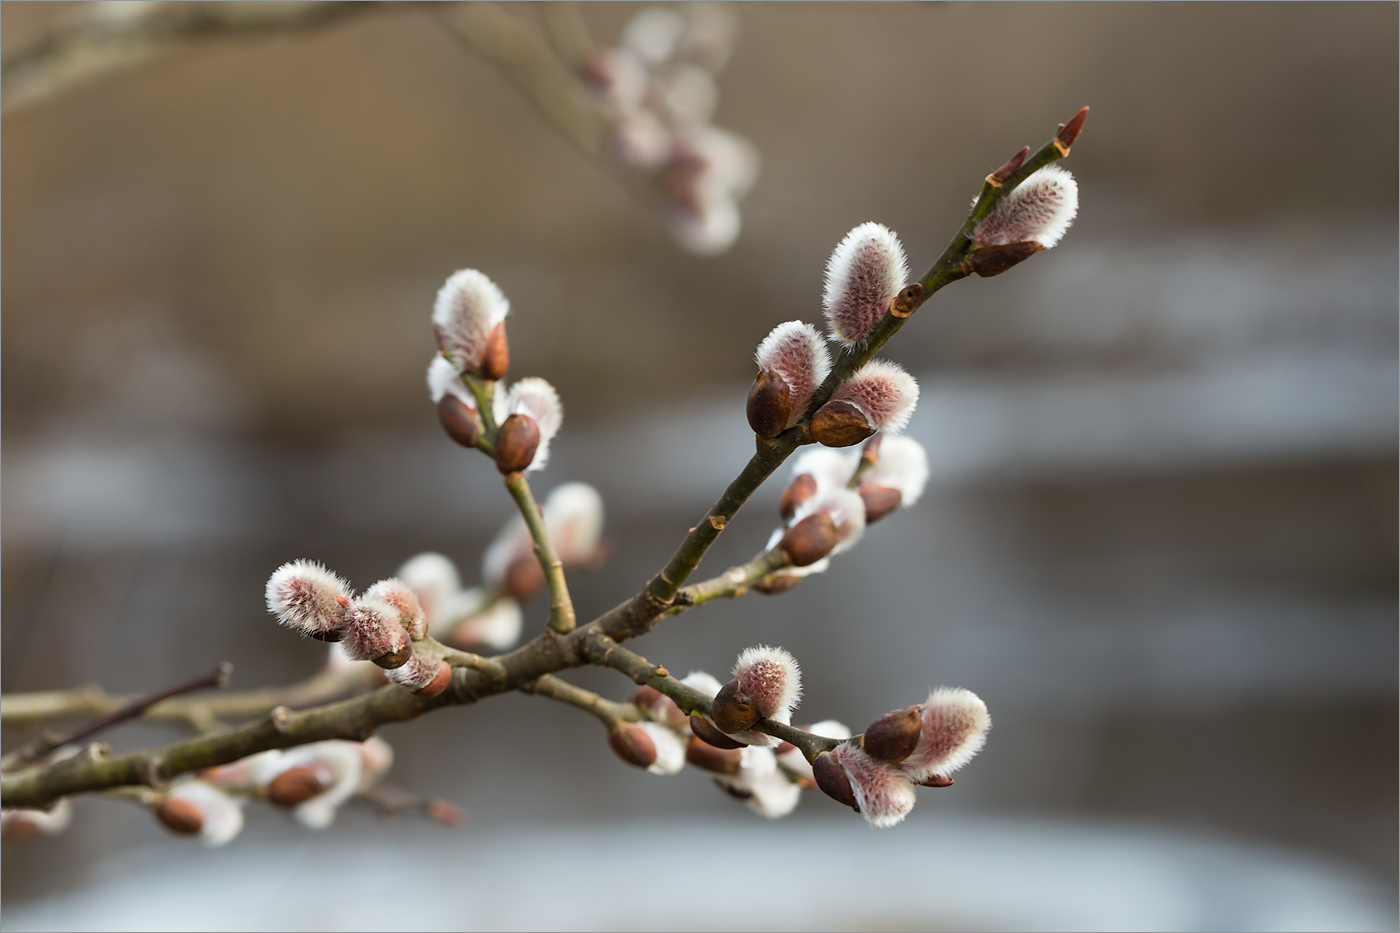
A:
[433,270,510,374]
[972,165,1079,249]
[165,781,245,847]
[426,356,474,407]
[494,378,563,471]
[899,687,991,783]
[823,222,909,346]
[638,723,687,775]
[830,360,920,434]
[865,435,930,507]
[790,488,867,556]
[733,645,802,721]
[755,321,833,425]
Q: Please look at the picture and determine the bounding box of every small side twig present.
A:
[2,663,233,772]
[519,673,639,728]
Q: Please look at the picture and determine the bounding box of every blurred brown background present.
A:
[2,2,1396,930]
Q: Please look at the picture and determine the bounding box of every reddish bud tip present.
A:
[689,714,746,749]
[968,241,1045,278]
[988,146,1030,186]
[812,751,857,811]
[746,369,793,439]
[858,484,903,524]
[494,413,542,474]
[1055,106,1089,153]
[503,554,546,601]
[918,773,955,788]
[809,399,876,448]
[266,766,329,808]
[861,706,923,764]
[685,735,744,774]
[608,723,658,769]
[778,511,841,567]
[480,321,510,381]
[779,473,818,522]
[437,396,484,448]
[710,679,761,735]
[155,797,204,835]
[417,660,453,698]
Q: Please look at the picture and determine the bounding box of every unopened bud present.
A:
[155,797,204,835]
[779,473,817,521]
[968,241,1044,278]
[809,399,876,448]
[494,413,541,474]
[503,554,545,601]
[686,735,743,774]
[812,751,857,811]
[265,560,351,641]
[779,512,840,567]
[433,269,510,376]
[387,649,452,695]
[689,714,745,750]
[632,686,688,730]
[710,679,760,734]
[438,395,483,448]
[1055,106,1089,154]
[858,484,903,523]
[341,596,413,668]
[987,145,1029,186]
[608,723,658,770]
[734,645,802,721]
[480,321,510,381]
[828,361,919,436]
[746,369,792,439]
[266,766,329,808]
[419,660,453,698]
[861,706,923,763]
[372,643,413,670]
[754,571,804,595]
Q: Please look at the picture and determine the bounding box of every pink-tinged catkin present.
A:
[863,435,930,507]
[386,650,450,696]
[823,222,910,346]
[265,560,351,640]
[493,378,563,471]
[790,487,867,557]
[733,645,802,721]
[433,270,510,376]
[830,360,920,434]
[972,165,1079,249]
[755,321,833,426]
[340,596,412,667]
[898,687,990,784]
[830,744,917,829]
[363,578,427,641]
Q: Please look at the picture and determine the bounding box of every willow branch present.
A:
[1,0,377,114]
[666,548,791,617]
[503,473,578,634]
[0,665,383,731]
[518,673,638,727]
[1,663,233,772]
[431,2,604,157]
[580,633,841,762]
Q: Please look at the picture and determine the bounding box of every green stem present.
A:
[518,673,638,728]
[503,473,578,634]
[667,548,791,615]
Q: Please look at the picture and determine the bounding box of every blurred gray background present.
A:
[2,2,1396,930]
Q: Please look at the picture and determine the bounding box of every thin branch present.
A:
[580,633,842,763]
[503,472,578,634]
[518,673,639,727]
[1,663,232,771]
[1,0,378,114]
[667,548,791,616]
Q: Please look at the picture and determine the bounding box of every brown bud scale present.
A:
[373,643,414,671]
[503,555,545,601]
[779,473,818,522]
[918,773,956,788]
[889,283,924,318]
[746,369,792,439]
[479,321,510,381]
[810,399,875,448]
[686,736,743,774]
[969,241,1044,278]
[156,797,204,835]
[709,680,760,735]
[266,767,329,808]
[861,706,923,764]
[689,714,746,749]
[812,752,858,811]
[779,512,840,567]
[494,413,541,474]
[859,484,903,524]
[438,396,484,449]
[608,724,657,769]
[754,571,803,595]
